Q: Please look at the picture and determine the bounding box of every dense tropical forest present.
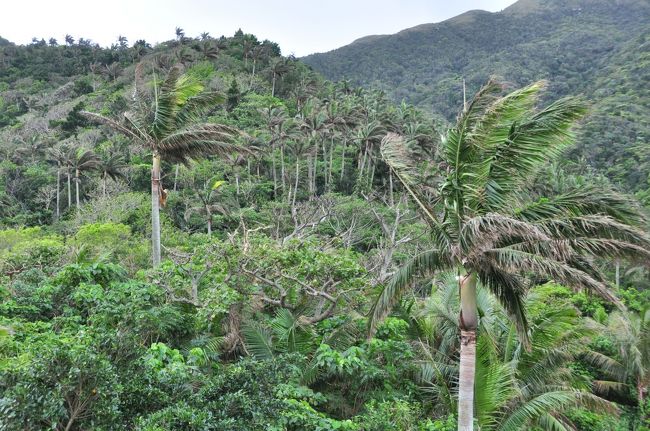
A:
[0,2,649,430]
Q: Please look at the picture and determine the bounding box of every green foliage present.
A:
[0,21,647,431]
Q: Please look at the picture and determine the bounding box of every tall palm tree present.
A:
[67,147,100,210]
[269,57,292,97]
[83,63,244,267]
[370,80,650,430]
[97,152,127,197]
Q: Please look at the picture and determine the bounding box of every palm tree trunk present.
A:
[151,153,162,267]
[458,272,478,431]
[75,169,80,209]
[307,154,314,197]
[250,59,256,88]
[67,171,72,209]
[280,144,287,193]
[55,168,60,219]
[173,164,180,191]
[340,138,347,182]
[271,73,276,97]
[271,143,278,198]
[207,211,212,237]
[389,170,394,207]
[292,158,300,209]
[328,137,335,190]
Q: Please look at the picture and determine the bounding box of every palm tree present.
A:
[67,147,100,210]
[184,178,230,236]
[82,63,244,267]
[269,57,292,97]
[97,152,127,197]
[370,80,650,430]
[589,309,650,406]
[175,27,185,44]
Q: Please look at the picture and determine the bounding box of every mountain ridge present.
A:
[302,0,650,191]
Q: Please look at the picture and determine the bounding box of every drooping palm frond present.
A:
[81,110,147,143]
[158,124,245,164]
[476,263,529,347]
[516,185,647,226]
[484,247,619,304]
[368,248,452,335]
[498,390,616,431]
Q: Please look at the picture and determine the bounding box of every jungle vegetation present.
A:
[0,6,649,430]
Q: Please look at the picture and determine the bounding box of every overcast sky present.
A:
[1,0,517,56]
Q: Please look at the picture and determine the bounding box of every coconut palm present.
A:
[82,63,244,267]
[370,80,650,430]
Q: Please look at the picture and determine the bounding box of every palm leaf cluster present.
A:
[83,62,244,164]
[371,79,650,338]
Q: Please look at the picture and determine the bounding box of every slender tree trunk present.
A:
[458,272,478,431]
[55,168,60,219]
[615,260,620,289]
[280,144,286,193]
[67,171,72,209]
[75,169,80,209]
[250,59,256,88]
[389,170,394,207]
[292,158,300,210]
[328,137,334,190]
[271,142,278,198]
[151,153,162,267]
[235,172,240,195]
[102,174,107,198]
[307,154,314,197]
[271,73,276,97]
[322,139,328,189]
[207,213,212,237]
[340,138,347,182]
[173,164,179,191]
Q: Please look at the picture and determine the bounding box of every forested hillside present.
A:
[302,0,650,193]
[0,20,649,431]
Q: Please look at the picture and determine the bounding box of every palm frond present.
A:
[81,111,146,143]
[476,263,529,347]
[485,96,587,211]
[517,186,646,226]
[484,247,619,305]
[242,322,275,360]
[368,249,452,335]
[158,124,244,164]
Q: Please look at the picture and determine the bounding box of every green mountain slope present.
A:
[303,0,650,191]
